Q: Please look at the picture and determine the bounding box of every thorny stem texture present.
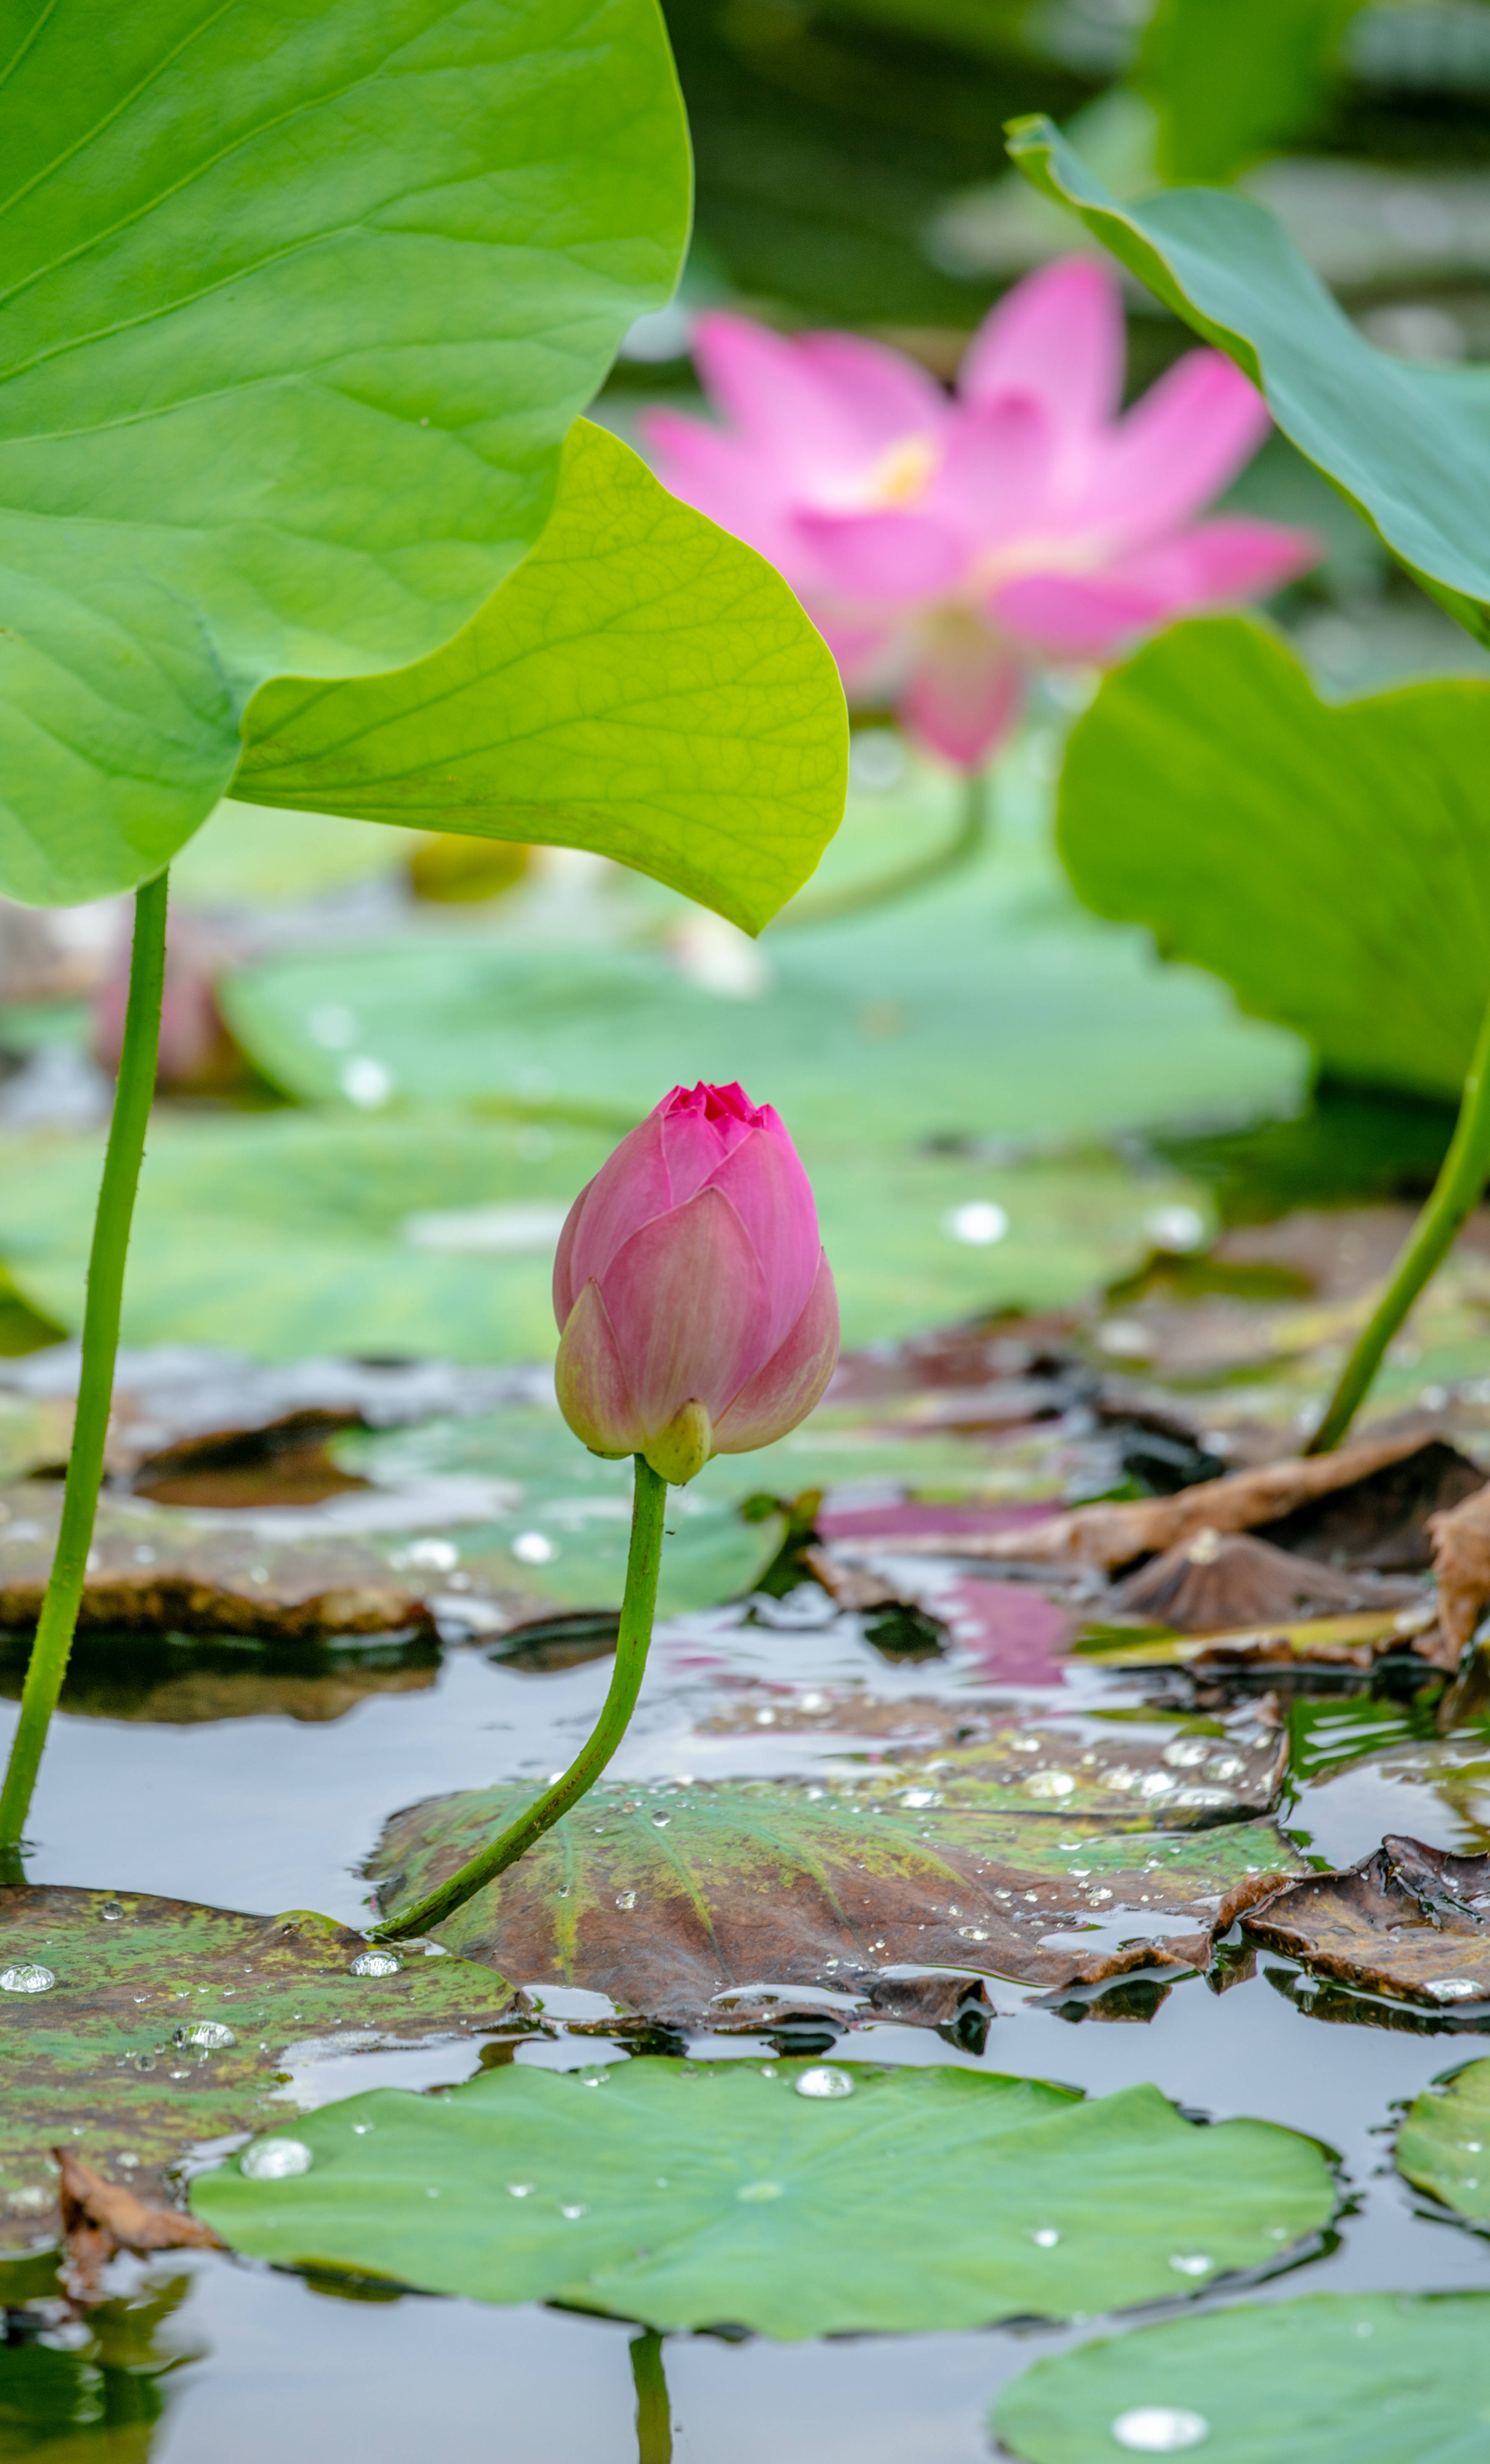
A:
[632,2330,673,2464]
[1307,981,1490,1454]
[771,762,989,929]
[0,872,169,1864]
[374,1454,668,1938]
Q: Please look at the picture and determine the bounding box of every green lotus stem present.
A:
[632,2330,672,2464]
[772,763,990,929]
[1306,983,1490,1454]
[0,872,169,1862]
[374,1455,667,1938]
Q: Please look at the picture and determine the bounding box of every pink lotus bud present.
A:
[553,1082,839,1484]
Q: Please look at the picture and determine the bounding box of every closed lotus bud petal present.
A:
[553,1083,839,1483]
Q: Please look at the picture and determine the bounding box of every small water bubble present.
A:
[560,2202,588,2219]
[0,1964,55,1995]
[116,2152,140,2170]
[901,1788,937,1808]
[1111,2407,1209,2452]
[507,2183,535,2197]
[99,1902,125,1922]
[1027,2226,1061,2247]
[351,2123,375,2136]
[175,2021,236,2051]
[425,2187,440,2198]
[349,1950,401,1978]
[512,1531,555,1565]
[1425,1976,1481,2002]
[737,2180,783,2202]
[794,2066,854,2100]
[615,1891,637,1910]
[758,2067,778,2079]
[957,1927,989,1941]
[241,2138,313,2181]
[556,1884,572,1897]
[651,1813,670,1828]
[133,2054,156,2072]
[1167,2254,1214,2277]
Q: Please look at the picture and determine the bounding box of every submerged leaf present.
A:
[1396,2058,1490,2222]
[993,2291,1490,2463]
[0,1888,514,2249]
[369,1776,1306,2027]
[234,423,847,935]
[192,2055,1334,2336]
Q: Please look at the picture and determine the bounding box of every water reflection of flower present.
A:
[644,257,1316,773]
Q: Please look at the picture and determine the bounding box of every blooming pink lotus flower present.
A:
[554,1082,839,1485]
[643,258,1316,769]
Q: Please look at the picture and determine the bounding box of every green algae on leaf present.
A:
[368,1776,1306,2027]
[1397,2058,1490,2222]
[0,0,689,905]
[0,1887,514,2249]
[192,2054,1334,2336]
[993,2290,1490,2464]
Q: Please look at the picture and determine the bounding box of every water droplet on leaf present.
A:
[1111,2407,1209,2451]
[0,1964,55,1995]
[241,2138,313,2181]
[794,2066,854,2100]
[349,1950,401,1977]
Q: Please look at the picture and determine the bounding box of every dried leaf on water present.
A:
[369,1777,1306,2029]
[192,2055,1335,2336]
[992,2290,1490,2464]
[0,1888,514,2247]
[1113,1533,1421,1634]
[1395,2058,1490,2222]
[55,2146,222,2297]
[1242,1835,1490,2009]
[886,1433,1481,1573]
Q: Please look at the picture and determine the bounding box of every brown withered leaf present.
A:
[880,1432,1482,1574]
[0,1483,433,1638]
[371,1777,1305,2031]
[1113,1532,1421,1633]
[55,2146,221,2296]
[1242,1834,1490,2008]
[1429,1482,1490,1661]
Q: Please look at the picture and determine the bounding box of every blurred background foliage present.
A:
[6,0,1490,1364]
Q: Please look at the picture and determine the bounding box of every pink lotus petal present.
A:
[927,395,1057,544]
[710,1114,822,1356]
[993,515,1315,659]
[555,1280,646,1459]
[641,408,803,574]
[794,331,950,451]
[691,312,868,490]
[551,1173,595,1328]
[600,1185,771,1430]
[901,615,1027,769]
[1078,350,1273,553]
[657,1080,759,1210]
[713,1251,840,1453]
[793,508,965,605]
[564,1111,676,1298]
[960,256,1124,437]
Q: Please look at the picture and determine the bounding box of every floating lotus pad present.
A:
[369,1775,1306,2026]
[0,1887,515,2249]
[192,2055,1335,2336]
[992,2291,1490,2463]
[1396,2058,1490,2222]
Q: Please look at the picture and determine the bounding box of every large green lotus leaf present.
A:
[1137,0,1364,185]
[0,1113,1216,1360]
[192,2054,1334,2334]
[1006,118,1490,641]
[232,423,847,935]
[0,1886,515,2251]
[369,1773,1304,2026]
[218,841,1303,1148]
[993,2292,1490,2464]
[1396,2058,1490,2222]
[1058,618,1490,1103]
[0,0,689,906]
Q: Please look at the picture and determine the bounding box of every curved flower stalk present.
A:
[376,1085,838,1938]
[645,257,1316,774]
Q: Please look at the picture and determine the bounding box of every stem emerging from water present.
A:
[771,764,990,930]
[1306,983,1490,1454]
[631,2330,672,2464]
[374,1455,668,1939]
[0,872,169,1861]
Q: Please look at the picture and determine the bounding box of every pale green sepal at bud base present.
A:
[644,1401,714,1487]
